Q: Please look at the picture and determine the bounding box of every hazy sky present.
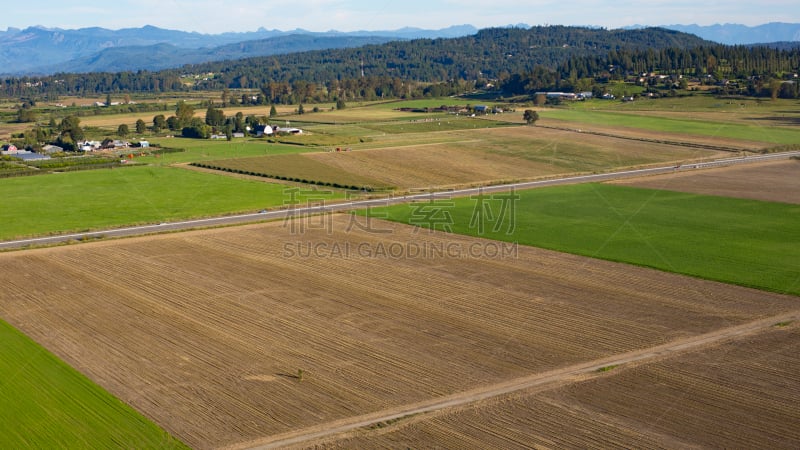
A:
[3,0,798,33]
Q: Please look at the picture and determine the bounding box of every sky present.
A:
[2,0,798,34]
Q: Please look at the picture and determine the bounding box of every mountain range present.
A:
[1,22,797,76]
[655,22,800,45]
[0,24,479,75]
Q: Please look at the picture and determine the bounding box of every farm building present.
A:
[254,125,274,137]
[16,152,50,161]
[78,140,102,151]
[41,145,63,154]
[275,127,303,135]
[1,144,19,154]
[1,147,50,160]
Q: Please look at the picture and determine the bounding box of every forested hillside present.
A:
[194,26,713,84]
[2,26,798,102]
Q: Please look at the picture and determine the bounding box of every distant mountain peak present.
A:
[627,22,800,44]
[1,24,480,75]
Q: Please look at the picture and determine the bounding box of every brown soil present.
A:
[0,216,796,449]
[314,322,800,449]
[614,159,800,204]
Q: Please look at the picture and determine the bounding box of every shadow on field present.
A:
[276,372,302,380]
[747,115,800,126]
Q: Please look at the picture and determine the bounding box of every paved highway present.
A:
[2,150,798,250]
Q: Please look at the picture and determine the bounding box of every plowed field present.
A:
[311,322,800,449]
[0,216,796,449]
[614,158,800,204]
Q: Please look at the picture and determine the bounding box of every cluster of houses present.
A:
[77,140,139,151]
[209,124,304,139]
[1,139,147,159]
[2,123,304,159]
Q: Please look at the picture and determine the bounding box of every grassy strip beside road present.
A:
[0,165,342,240]
[0,319,187,449]
[371,183,800,296]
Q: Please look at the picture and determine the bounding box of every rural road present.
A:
[2,150,798,250]
[237,309,800,450]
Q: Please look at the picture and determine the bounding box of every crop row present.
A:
[191,161,386,191]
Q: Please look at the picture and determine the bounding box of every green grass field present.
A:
[570,95,800,113]
[0,165,341,240]
[370,183,800,296]
[136,137,314,165]
[541,108,800,145]
[0,319,187,448]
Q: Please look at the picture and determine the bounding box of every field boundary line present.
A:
[234,309,800,450]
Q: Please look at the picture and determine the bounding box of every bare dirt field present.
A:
[304,126,723,189]
[312,321,800,449]
[614,158,800,204]
[0,216,796,449]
